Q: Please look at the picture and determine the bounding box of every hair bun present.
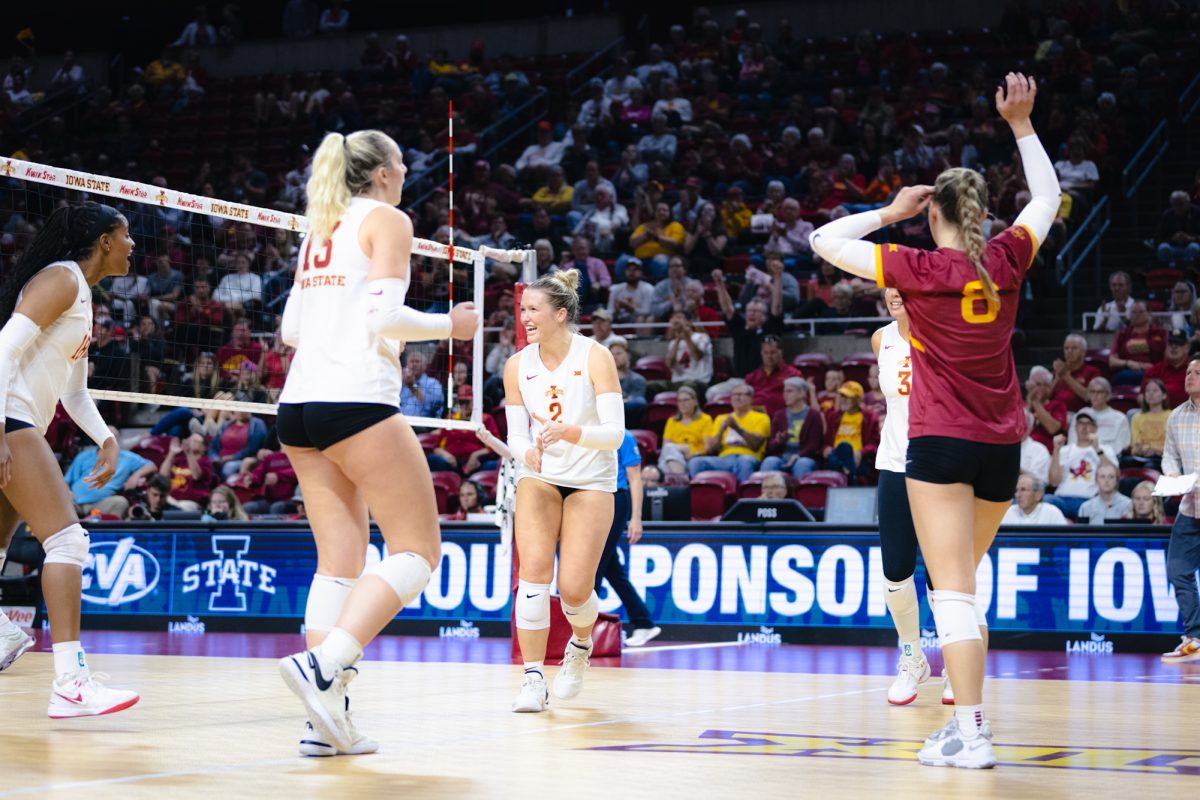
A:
[552,268,580,292]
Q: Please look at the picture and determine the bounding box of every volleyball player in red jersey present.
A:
[810,73,1060,769]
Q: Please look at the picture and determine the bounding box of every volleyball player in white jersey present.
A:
[0,202,139,717]
[504,269,623,712]
[276,129,478,755]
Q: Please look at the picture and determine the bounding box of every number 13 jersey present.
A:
[875,320,912,473]
[280,197,405,406]
[516,333,617,491]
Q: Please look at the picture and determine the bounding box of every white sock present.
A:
[883,577,922,659]
[955,704,985,739]
[523,661,544,678]
[569,635,593,651]
[52,641,88,679]
[315,627,363,670]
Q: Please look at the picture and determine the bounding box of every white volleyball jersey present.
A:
[6,261,92,433]
[279,197,406,406]
[516,333,617,491]
[875,320,912,473]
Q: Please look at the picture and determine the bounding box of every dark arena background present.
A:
[1,0,1199,795]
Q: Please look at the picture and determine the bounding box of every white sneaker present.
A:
[552,640,592,700]
[47,672,140,718]
[297,667,378,756]
[280,650,352,752]
[918,718,996,768]
[511,672,549,713]
[941,667,955,705]
[887,655,930,705]
[0,621,34,673]
[625,626,662,648]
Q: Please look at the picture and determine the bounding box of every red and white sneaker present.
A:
[1162,636,1200,664]
[941,668,955,705]
[48,672,140,718]
[0,621,34,673]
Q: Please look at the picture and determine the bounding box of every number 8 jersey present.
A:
[280,197,405,406]
[516,333,617,492]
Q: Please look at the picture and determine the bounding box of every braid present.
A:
[934,167,996,304]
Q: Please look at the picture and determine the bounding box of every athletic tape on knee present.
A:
[42,524,89,568]
[561,590,599,629]
[366,552,431,606]
[929,589,983,646]
[515,580,551,630]
[305,574,357,633]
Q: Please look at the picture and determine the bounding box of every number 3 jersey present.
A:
[280,197,405,407]
[875,320,911,473]
[874,225,1037,446]
[7,261,91,433]
[516,333,617,492]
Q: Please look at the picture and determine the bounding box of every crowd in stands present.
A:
[1,1,1199,522]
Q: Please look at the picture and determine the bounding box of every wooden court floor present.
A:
[1,650,1197,799]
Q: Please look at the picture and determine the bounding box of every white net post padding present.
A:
[1,156,533,433]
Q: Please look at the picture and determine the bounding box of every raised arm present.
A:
[999,73,1062,245]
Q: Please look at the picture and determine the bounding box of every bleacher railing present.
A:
[1121,121,1168,200]
[1079,310,1188,332]
[1055,196,1111,325]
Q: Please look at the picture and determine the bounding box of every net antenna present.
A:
[447,100,455,410]
[1,156,534,432]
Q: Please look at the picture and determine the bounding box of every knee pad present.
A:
[561,590,599,629]
[515,580,551,630]
[883,576,918,616]
[929,589,983,646]
[42,524,89,568]
[305,574,357,633]
[366,552,431,606]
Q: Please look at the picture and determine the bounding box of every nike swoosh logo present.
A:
[887,587,901,592]
[368,290,383,296]
[884,345,894,349]
[526,374,538,380]
[55,691,84,703]
[525,593,539,598]
[306,652,333,692]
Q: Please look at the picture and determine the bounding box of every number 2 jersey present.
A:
[875,320,912,473]
[279,197,405,407]
[515,333,617,492]
[7,261,91,433]
[874,225,1037,445]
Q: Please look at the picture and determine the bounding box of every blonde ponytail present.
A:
[934,167,997,303]
[304,129,397,244]
[527,268,581,330]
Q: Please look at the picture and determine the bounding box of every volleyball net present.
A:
[0,156,532,431]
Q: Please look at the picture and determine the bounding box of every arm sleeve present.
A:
[365,279,453,341]
[1012,134,1062,245]
[575,392,625,450]
[0,313,42,424]
[808,211,885,281]
[280,286,301,347]
[505,404,532,466]
[60,357,114,447]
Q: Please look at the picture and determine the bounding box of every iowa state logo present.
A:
[544,385,564,400]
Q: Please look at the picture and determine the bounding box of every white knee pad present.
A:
[42,524,89,568]
[515,580,551,630]
[305,574,357,633]
[366,552,432,606]
[929,589,983,646]
[561,590,599,629]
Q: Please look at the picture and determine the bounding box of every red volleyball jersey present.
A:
[875,225,1037,445]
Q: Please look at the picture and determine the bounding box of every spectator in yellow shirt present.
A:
[529,166,574,215]
[720,185,753,240]
[627,201,685,280]
[659,385,714,475]
[688,383,771,480]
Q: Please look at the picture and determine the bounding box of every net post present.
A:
[520,250,538,284]
[471,249,485,428]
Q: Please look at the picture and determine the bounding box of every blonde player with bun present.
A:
[276,129,478,755]
[504,268,624,712]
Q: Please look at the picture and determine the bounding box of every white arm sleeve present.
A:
[505,404,532,466]
[280,285,301,347]
[60,357,113,447]
[365,278,453,341]
[0,314,41,424]
[575,392,625,450]
[809,211,885,281]
[1012,133,1062,245]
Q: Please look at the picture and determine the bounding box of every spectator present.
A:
[745,336,802,416]
[712,268,783,376]
[1109,301,1166,385]
[213,251,263,318]
[765,197,815,265]
[1155,190,1200,266]
[174,278,225,360]
[147,254,185,323]
[1124,480,1165,524]
[203,485,250,521]
[672,177,710,228]
[612,143,649,200]
[1068,377,1131,455]
[209,411,269,478]
[173,5,217,46]
[577,78,613,129]
[215,320,263,381]
[659,385,713,475]
[318,0,349,34]
[448,480,487,519]
[816,282,859,334]
[684,202,729,275]
[608,257,655,324]
[108,268,149,326]
[1047,412,1118,518]
[629,201,685,278]
[67,427,157,517]
[514,120,565,176]
[1001,473,1068,525]
[1053,137,1100,198]
[88,319,130,395]
[650,256,702,321]
[822,381,880,482]
[130,316,166,397]
[229,359,268,404]
[127,475,172,521]
[259,330,292,403]
[637,43,679,83]
[589,308,619,348]
[530,166,573,215]
[1051,333,1098,412]
[1143,328,1192,406]
[817,368,846,416]
[428,386,502,476]
[1167,281,1196,332]
[661,312,713,394]
[570,161,617,219]
[158,433,215,510]
[719,185,752,240]
[1077,462,1132,524]
[641,465,663,488]
[486,318,516,378]
[1026,364,1068,449]
[1095,270,1135,332]
[145,47,187,98]
[476,215,520,279]
[555,235,610,309]
[739,255,801,317]
[603,57,642,105]
[190,351,221,400]
[1021,411,1052,486]
[863,155,902,204]
[610,337,647,427]
[49,49,86,94]
[652,78,693,127]
[689,384,770,481]
[400,350,444,418]
[761,376,823,479]
[636,113,678,166]
[1128,378,1170,469]
[572,185,628,257]
[759,472,791,500]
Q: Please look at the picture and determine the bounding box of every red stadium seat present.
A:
[704,390,732,419]
[418,432,443,454]
[1144,268,1184,291]
[630,429,659,464]
[1119,466,1161,497]
[430,472,463,514]
[795,470,848,513]
[472,469,500,500]
[689,470,738,520]
[792,353,833,382]
[1085,348,1111,379]
[132,435,173,467]
[839,352,878,387]
[635,356,671,382]
[662,472,691,487]
[645,392,678,437]
[1110,384,1141,413]
[738,471,797,499]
